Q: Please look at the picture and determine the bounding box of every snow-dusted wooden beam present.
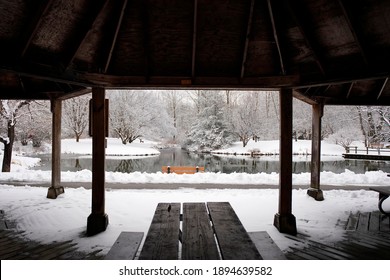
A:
[274,88,297,235]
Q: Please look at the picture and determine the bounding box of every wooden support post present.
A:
[307,103,325,201]
[274,88,297,235]
[87,87,108,236]
[47,99,64,199]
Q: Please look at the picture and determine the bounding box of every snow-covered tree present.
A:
[230,92,262,147]
[63,95,90,142]
[109,90,173,144]
[0,100,32,172]
[16,101,51,148]
[356,106,389,147]
[185,91,233,151]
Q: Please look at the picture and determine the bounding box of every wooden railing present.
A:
[345,146,390,155]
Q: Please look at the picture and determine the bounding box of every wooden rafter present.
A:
[267,0,286,75]
[294,72,390,89]
[56,88,92,100]
[191,0,198,79]
[240,0,255,79]
[286,0,326,76]
[103,0,129,73]
[65,0,111,72]
[141,1,151,82]
[337,0,369,66]
[60,1,107,72]
[20,0,55,59]
[346,82,354,99]
[377,78,388,100]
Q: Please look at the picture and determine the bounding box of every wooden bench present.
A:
[105,232,144,260]
[370,187,390,217]
[137,202,285,260]
[162,166,205,174]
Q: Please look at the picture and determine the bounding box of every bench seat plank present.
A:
[182,203,219,260]
[105,232,144,260]
[370,187,390,196]
[207,202,262,260]
[139,203,181,260]
[370,187,390,216]
[248,231,286,260]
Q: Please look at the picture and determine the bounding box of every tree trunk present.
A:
[356,106,368,147]
[2,121,15,172]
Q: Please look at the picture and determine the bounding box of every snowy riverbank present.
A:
[0,138,389,259]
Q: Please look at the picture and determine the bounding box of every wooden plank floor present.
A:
[0,210,103,260]
[0,229,104,260]
[285,211,390,260]
[2,209,390,260]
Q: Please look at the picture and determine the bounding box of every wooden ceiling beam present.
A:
[314,96,390,106]
[103,0,129,73]
[295,72,390,89]
[240,0,255,79]
[191,0,198,79]
[337,0,369,66]
[141,1,151,82]
[377,77,388,100]
[20,0,55,59]
[346,82,354,99]
[286,0,326,76]
[267,0,286,75]
[292,89,319,105]
[64,0,111,72]
[60,0,107,72]
[56,88,92,100]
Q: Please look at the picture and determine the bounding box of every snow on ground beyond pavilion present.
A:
[0,138,389,257]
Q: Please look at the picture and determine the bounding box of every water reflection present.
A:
[31,148,390,174]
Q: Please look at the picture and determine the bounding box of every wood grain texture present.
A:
[105,231,144,260]
[248,231,286,260]
[207,202,262,260]
[182,203,219,260]
[139,203,181,260]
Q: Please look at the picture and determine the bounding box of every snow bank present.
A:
[212,139,345,156]
[61,138,160,156]
[0,169,389,187]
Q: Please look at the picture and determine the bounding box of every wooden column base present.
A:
[87,213,109,236]
[273,213,297,235]
[307,188,324,201]
[46,186,64,199]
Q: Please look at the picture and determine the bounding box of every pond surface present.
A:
[30,148,390,174]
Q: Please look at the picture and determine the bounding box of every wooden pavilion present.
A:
[0,0,389,236]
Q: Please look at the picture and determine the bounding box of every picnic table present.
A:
[105,202,285,260]
[370,187,390,217]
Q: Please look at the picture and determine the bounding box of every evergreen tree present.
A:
[185,91,233,152]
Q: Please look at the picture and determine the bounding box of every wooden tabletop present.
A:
[139,202,262,260]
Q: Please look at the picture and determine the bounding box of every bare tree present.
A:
[63,95,90,142]
[109,90,172,144]
[355,106,387,147]
[0,100,32,172]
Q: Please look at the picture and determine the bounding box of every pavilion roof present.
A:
[0,0,389,105]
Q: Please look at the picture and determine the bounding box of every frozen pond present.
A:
[30,148,390,174]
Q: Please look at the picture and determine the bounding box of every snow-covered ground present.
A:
[0,138,389,259]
